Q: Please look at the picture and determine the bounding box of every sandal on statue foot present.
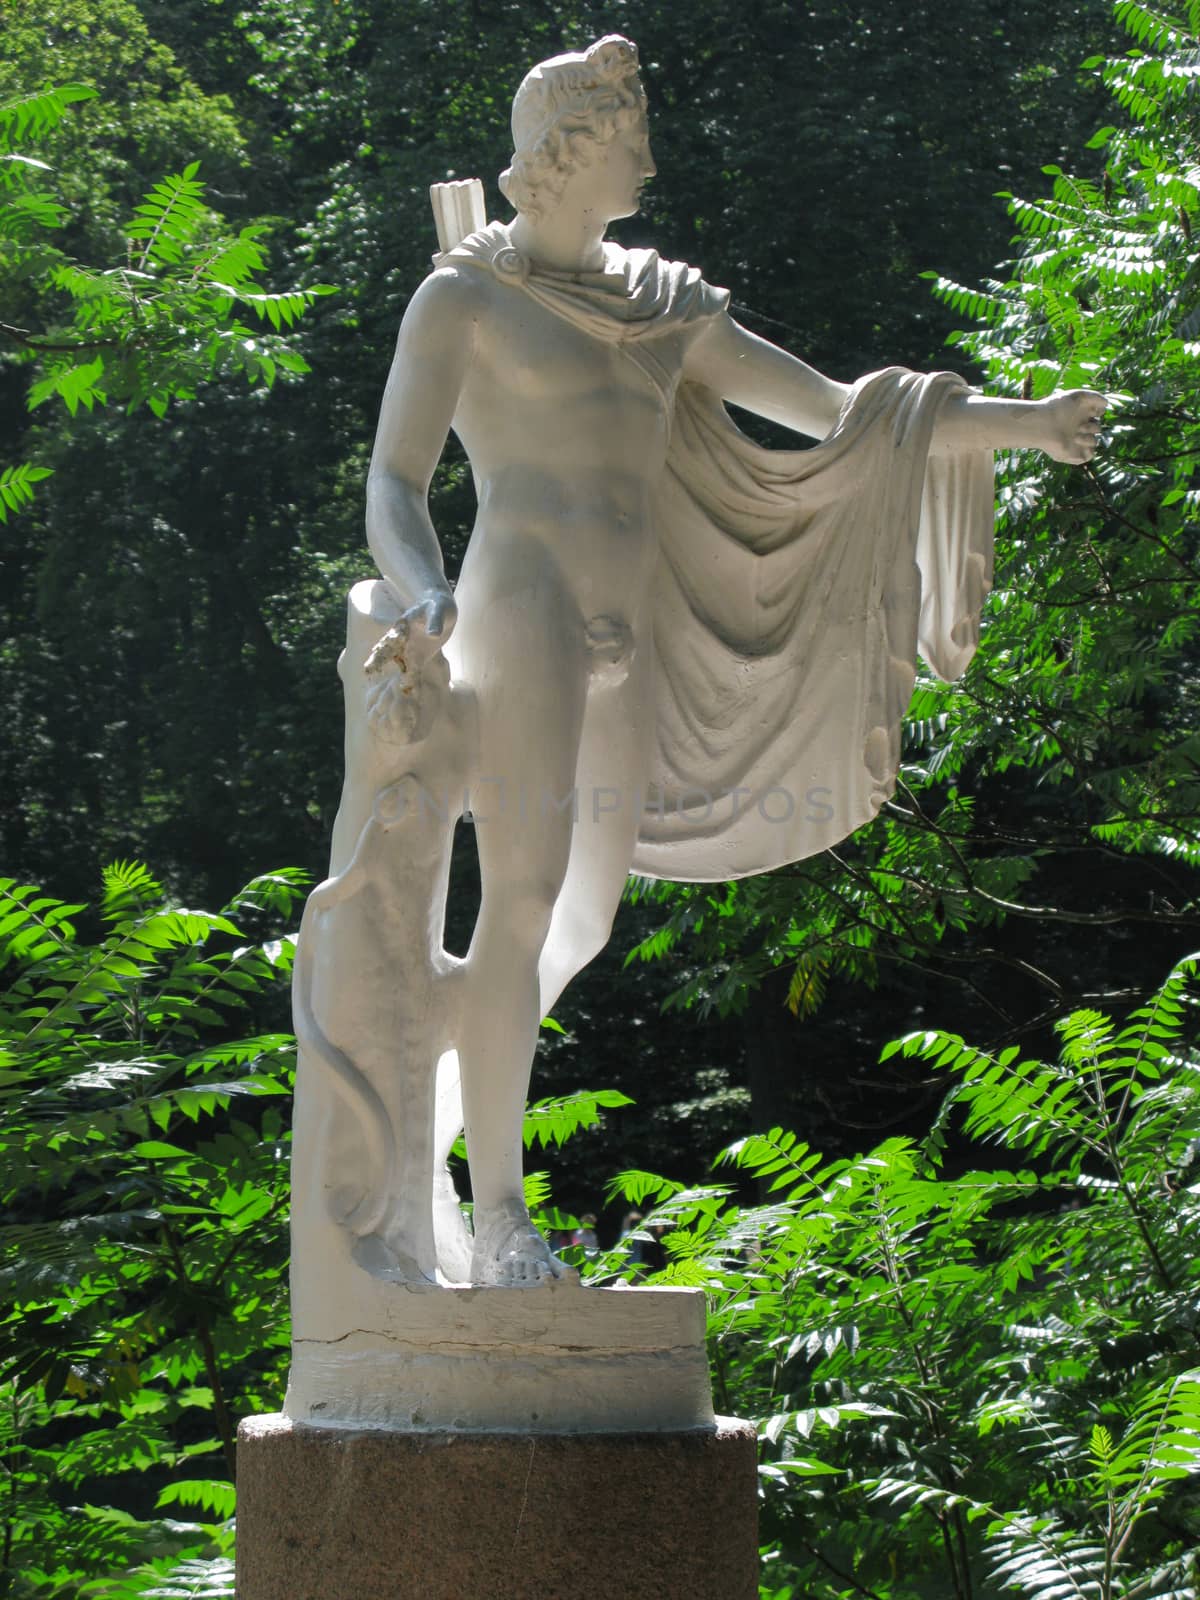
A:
[470,1198,580,1287]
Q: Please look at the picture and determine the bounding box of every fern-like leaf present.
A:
[126,166,207,269]
[0,462,53,522]
[0,84,96,145]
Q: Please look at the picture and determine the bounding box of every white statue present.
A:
[290,35,1103,1318]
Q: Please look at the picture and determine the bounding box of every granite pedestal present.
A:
[236,1411,758,1600]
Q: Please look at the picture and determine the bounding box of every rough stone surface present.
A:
[236,1411,758,1599]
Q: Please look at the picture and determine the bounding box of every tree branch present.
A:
[0,319,117,354]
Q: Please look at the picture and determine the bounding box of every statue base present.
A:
[286,1281,714,1433]
[235,1412,759,1599]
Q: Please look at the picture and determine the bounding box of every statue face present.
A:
[573,112,656,224]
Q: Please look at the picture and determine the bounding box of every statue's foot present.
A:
[353,1229,437,1284]
[432,1163,475,1285]
[470,1198,580,1288]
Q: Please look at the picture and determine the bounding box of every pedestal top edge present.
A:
[238,1411,755,1444]
[305,1281,707,1300]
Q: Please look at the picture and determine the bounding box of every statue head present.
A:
[499,35,649,221]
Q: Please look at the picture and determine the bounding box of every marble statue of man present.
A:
[306,34,1103,1294]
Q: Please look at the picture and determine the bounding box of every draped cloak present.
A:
[438,225,995,882]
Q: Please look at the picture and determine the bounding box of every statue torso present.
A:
[449,261,692,635]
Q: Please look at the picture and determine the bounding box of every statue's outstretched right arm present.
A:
[365,267,481,644]
[686,307,1103,464]
[683,310,850,440]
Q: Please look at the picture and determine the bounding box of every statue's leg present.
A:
[429,1050,473,1283]
[429,669,650,1280]
[453,590,590,1285]
[537,642,655,1015]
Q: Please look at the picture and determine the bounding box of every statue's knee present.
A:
[500,876,563,944]
[560,903,619,970]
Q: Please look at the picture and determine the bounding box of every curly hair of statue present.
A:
[499,35,646,220]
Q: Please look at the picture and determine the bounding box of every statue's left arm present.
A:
[684,311,1104,463]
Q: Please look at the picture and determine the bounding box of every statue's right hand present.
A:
[363,589,455,747]
[1038,390,1106,464]
[403,589,458,647]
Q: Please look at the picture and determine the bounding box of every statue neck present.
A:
[507,206,609,274]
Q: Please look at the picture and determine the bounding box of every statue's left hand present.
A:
[1039,390,1106,464]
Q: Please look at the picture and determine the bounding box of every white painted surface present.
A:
[286,1282,714,1433]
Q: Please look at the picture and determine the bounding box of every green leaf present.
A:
[156,1479,236,1519]
[0,83,97,142]
[0,461,53,522]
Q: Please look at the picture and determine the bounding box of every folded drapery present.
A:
[440,225,994,881]
[637,369,994,879]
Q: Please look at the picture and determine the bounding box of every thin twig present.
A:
[798,1537,888,1600]
[0,319,117,353]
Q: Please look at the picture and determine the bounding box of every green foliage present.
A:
[0,855,643,1593]
[521,1087,636,1149]
[6,863,1197,1596]
[0,85,99,146]
[0,2,288,541]
[0,3,348,905]
[1,83,332,435]
[601,959,1200,1598]
[0,461,52,524]
[79,1553,236,1599]
[630,0,1200,1130]
[0,863,303,1596]
[0,7,332,551]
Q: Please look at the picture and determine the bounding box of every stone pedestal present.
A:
[236,1412,758,1600]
